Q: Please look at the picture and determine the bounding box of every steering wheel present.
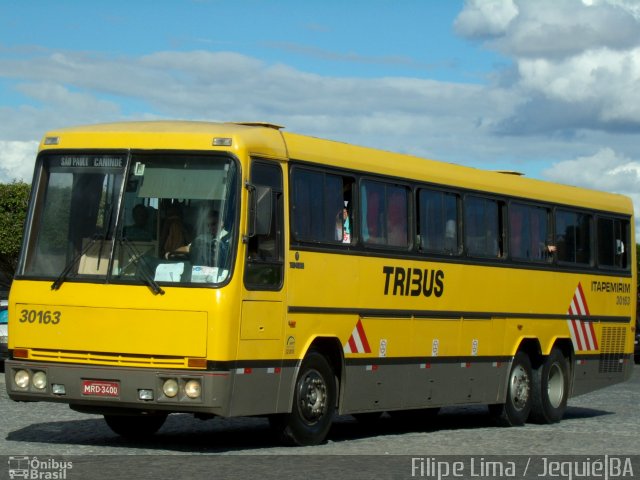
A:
[167,251,189,260]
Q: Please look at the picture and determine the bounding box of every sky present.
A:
[2,0,640,231]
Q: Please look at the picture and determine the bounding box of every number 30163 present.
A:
[19,309,61,324]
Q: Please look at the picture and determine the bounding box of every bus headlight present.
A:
[184,379,201,399]
[162,379,179,398]
[15,370,30,389]
[32,371,47,390]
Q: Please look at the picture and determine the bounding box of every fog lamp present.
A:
[162,379,179,398]
[184,379,201,399]
[52,384,66,395]
[138,389,154,401]
[32,371,47,390]
[15,369,30,389]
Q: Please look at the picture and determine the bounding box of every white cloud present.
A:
[455,0,640,135]
[0,48,522,164]
[457,0,640,59]
[542,147,639,191]
[454,0,519,38]
[507,46,640,132]
[16,82,120,115]
[0,141,38,183]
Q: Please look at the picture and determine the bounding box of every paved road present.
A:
[0,364,638,479]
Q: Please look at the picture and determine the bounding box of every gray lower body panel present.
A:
[340,358,509,413]
[5,353,632,418]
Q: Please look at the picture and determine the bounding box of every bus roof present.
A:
[282,131,632,215]
[39,120,633,215]
[40,120,289,159]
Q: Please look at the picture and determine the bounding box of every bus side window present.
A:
[465,195,505,258]
[509,202,551,262]
[555,210,592,265]
[597,216,630,269]
[291,166,354,245]
[417,188,459,255]
[361,180,409,248]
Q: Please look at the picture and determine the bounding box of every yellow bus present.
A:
[6,121,635,446]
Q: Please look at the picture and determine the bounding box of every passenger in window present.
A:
[336,205,351,243]
[543,237,557,261]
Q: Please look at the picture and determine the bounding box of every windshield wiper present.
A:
[120,238,165,296]
[51,235,101,291]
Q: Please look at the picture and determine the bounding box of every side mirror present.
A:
[247,183,272,238]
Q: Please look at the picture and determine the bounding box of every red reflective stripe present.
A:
[570,318,585,350]
[577,282,590,315]
[356,319,371,353]
[579,320,592,349]
[348,336,358,353]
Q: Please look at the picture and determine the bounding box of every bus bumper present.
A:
[4,359,232,416]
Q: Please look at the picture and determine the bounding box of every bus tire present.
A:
[270,350,336,446]
[489,351,532,427]
[530,347,569,424]
[104,413,167,439]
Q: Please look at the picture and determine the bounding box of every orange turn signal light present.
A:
[188,358,207,369]
[13,348,29,359]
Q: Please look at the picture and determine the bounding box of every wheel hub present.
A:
[547,363,565,408]
[298,370,327,423]
[510,364,530,411]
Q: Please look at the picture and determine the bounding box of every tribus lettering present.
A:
[382,266,444,297]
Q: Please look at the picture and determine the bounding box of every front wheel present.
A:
[104,413,167,439]
[270,350,336,446]
[530,347,569,424]
[489,351,533,426]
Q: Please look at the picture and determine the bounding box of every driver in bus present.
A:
[165,210,228,266]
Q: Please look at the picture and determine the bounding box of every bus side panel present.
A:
[340,359,507,413]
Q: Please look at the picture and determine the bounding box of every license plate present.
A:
[81,379,120,397]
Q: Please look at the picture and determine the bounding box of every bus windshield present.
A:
[21,152,238,287]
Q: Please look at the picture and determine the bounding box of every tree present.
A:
[0,181,31,289]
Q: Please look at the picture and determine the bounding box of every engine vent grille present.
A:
[598,326,626,373]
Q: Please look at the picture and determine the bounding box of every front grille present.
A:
[28,348,190,368]
[598,326,626,373]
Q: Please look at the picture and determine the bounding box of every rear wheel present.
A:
[104,413,167,439]
[530,347,569,424]
[270,350,336,446]
[489,351,532,426]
